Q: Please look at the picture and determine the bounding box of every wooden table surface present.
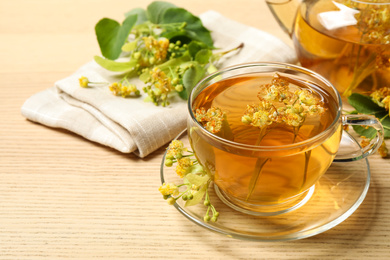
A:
[1,0,389,259]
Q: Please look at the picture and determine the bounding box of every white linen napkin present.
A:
[21,10,297,158]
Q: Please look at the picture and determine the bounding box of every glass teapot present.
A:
[266,0,390,97]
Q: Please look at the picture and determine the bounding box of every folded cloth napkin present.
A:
[21,10,297,158]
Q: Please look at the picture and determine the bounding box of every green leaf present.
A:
[195,49,212,64]
[348,93,390,138]
[348,93,384,115]
[379,113,390,138]
[125,8,148,25]
[188,41,207,59]
[94,56,137,72]
[146,1,177,24]
[352,125,377,139]
[95,14,138,60]
[160,8,214,48]
[181,63,206,100]
[185,183,208,207]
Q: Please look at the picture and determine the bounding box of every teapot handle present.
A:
[266,0,302,36]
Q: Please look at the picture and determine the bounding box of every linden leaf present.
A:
[348,93,390,138]
[352,125,378,139]
[146,1,177,24]
[348,93,384,115]
[180,63,206,100]
[94,56,137,72]
[160,8,214,48]
[95,14,138,60]
[195,49,212,65]
[188,41,208,59]
[185,183,208,207]
[124,8,148,25]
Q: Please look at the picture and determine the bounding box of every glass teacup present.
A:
[187,62,383,216]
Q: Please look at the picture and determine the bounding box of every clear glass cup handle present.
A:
[334,114,384,162]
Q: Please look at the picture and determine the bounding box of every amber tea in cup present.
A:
[188,63,383,215]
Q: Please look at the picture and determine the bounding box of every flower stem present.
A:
[246,127,270,201]
[300,150,311,192]
[246,158,270,201]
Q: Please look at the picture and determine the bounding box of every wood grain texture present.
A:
[1,0,389,259]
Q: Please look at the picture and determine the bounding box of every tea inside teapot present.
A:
[267,0,390,97]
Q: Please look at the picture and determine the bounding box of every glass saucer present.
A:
[160,129,370,242]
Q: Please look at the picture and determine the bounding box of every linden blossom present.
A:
[371,87,390,114]
[159,139,219,222]
[194,107,225,134]
[242,73,326,141]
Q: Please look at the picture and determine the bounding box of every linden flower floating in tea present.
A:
[159,139,220,222]
[242,73,326,143]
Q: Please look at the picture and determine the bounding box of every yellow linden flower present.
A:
[175,157,193,178]
[109,82,122,96]
[79,76,89,88]
[159,183,179,196]
[382,96,390,113]
[142,36,169,64]
[284,108,305,127]
[370,87,390,108]
[109,82,140,97]
[378,141,388,158]
[242,101,277,128]
[194,107,226,134]
[296,89,319,106]
[166,140,186,160]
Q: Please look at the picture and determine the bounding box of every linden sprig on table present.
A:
[79,1,242,106]
[159,139,220,222]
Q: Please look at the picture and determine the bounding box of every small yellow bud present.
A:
[133,52,141,59]
[167,197,176,205]
[79,76,89,88]
[175,84,183,92]
[172,78,179,85]
[241,115,252,124]
[164,159,173,167]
